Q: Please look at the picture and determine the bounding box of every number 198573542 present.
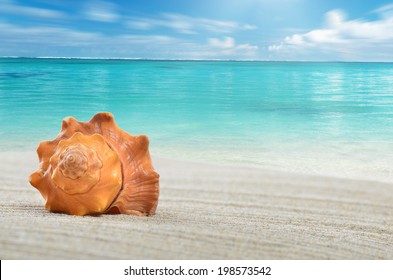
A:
[217,266,271,276]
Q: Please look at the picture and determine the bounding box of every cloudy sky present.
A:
[1,0,393,61]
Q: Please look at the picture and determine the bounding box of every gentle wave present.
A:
[1,58,393,182]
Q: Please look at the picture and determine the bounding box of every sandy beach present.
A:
[0,151,392,259]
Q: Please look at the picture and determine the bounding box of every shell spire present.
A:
[29,112,160,216]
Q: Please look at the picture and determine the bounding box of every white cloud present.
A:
[127,13,257,34]
[0,0,66,19]
[0,20,258,59]
[324,9,345,27]
[0,22,102,46]
[268,6,393,61]
[268,44,283,51]
[84,0,120,22]
[208,37,235,48]
[127,14,196,35]
[116,35,179,45]
[372,3,393,17]
[206,36,258,57]
[0,21,183,49]
[237,43,259,52]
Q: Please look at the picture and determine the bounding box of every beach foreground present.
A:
[0,151,392,259]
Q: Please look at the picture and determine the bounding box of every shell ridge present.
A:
[105,158,125,213]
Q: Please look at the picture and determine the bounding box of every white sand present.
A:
[0,151,392,259]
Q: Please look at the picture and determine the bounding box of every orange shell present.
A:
[29,112,160,216]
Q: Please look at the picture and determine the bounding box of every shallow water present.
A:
[1,58,393,181]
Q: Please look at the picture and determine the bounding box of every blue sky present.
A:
[1,0,393,61]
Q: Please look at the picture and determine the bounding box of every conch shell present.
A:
[29,112,159,216]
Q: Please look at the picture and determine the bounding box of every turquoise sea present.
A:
[1,58,393,181]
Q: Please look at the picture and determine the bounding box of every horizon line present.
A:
[1,56,393,63]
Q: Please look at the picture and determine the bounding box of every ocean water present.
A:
[1,58,393,182]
